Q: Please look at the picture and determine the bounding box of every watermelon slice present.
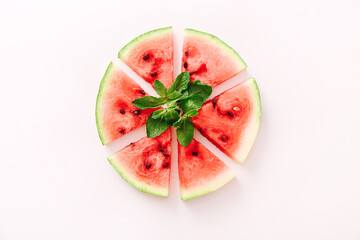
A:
[108,128,171,197]
[96,62,159,145]
[181,28,247,87]
[118,27,174,89]
[178,139,235,200]
[192,78,261,163]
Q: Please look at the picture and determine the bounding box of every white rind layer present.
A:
[108,155,169,198]
[232,78,262,163]
[180,168,235,201]
[184,28,247,71]
[118,27,172,59]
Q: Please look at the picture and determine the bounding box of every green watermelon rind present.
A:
[108,155,169,198]
[118,26,172,59]
[181,168,235,201]
[184,28,247,71]
[232,78,261,163]
[95,62,117,145]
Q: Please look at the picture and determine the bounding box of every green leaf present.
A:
[164,109,180,124]
[187,80,212,101]
[167,91,183,100]
[167,100,177,108]
[167,90,190,100]
[146,112,171,138]
[177,91,189,100]
[132,96,167,109]
[151,109,166,119]
[180,95,204,112]
[184,109,198,118]
[176,118,194,147]
[167,72,190,97]
[173,117,184,128]
[154,80,167,97]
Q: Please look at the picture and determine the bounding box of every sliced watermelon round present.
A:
[192,78,261,163]
[181,28,247,87]
[97,28,262,200]
[96,62,159,145]
[178,139,235,200]
[118,27,174,89]
[108,128,171,197]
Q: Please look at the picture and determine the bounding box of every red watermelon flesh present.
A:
[178,139,235,200]
[118,27,174,89]
[181,28,247,87]
[108,128,171,197]
[96,62,160,145]
[191,78,261,163]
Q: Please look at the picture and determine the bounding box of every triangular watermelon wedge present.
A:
[178,139,235,200]
[108,128,171,197]
[192,78,261,163]
[96,62,160,145]
[118,27,174,89]
[181,28,247,87]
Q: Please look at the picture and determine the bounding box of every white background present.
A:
[1,0,360,239]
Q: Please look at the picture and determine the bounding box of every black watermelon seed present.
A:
[139,89,145,95]
[162,162,169,168]
[130,142,134,146]
[221,135,229,141]
[151,72,157,77]
[192,152,198,156]
[119,108,125,114]
[228,111,234,117]
[145,163,152,169]
[163,153,170,158]
[119,129,125,135]
[190,71,197,76]
[143,54,149,60]
[158,145,164,152]
[133,110,140,116]
[185,51,189,57]
[212,99,218,108]
[183,62,188,69]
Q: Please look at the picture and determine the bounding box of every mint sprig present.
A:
[132,71,212,147]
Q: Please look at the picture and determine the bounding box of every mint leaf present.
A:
[176,118,194,147]
[132,96,167,109]
[180,95,204,112]
[167,91,183,100]
[187,80,212,101]
[167,100,177,108]
[164,109,180,124]
[173,117,184,128]
[167,72,190,97]
[167,90,189,100]
[151,109,166,119]
[184,109,198,118]
[154,80,167,97]
[176,91,189,100]
[146,112,171,138]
